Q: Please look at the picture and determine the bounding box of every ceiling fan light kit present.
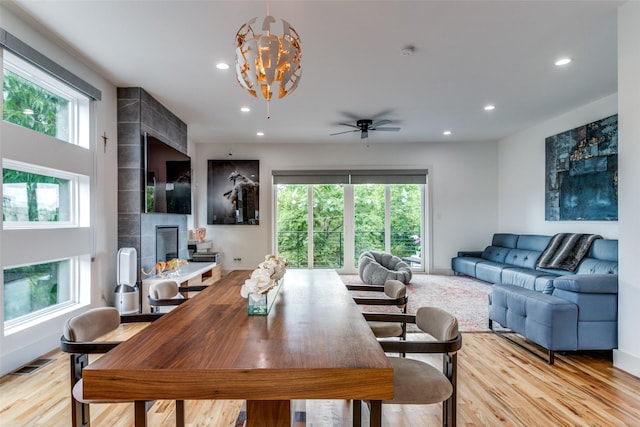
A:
[234,2,302,118]
[331,118,401,140]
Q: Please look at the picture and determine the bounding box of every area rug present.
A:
[340,274,492,332]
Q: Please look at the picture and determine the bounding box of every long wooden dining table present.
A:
[82,269,394,426]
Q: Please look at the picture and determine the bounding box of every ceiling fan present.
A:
[330,119,401,139]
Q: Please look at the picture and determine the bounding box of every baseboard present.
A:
[613,349,640,379]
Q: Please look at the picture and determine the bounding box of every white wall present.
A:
[497,1,640,378]
[498,93,619,238]
[614,0,640,377]
[0,6,118,375]
[194,140,499,275]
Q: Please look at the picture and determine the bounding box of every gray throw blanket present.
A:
[536,233,602,271]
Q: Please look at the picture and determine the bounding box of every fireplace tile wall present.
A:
[117,88,189,280]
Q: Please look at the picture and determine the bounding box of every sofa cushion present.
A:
[475,261,505,284]
[503,249,540,269]
[587,239,618,261]
[516,234,551,252]
[481,246,510,263]
[451,256,483,277]
[492,233,519,248]
[575,258,618,275]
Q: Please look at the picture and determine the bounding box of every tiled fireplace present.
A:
[117,87,189,280]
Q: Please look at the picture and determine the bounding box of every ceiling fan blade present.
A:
[333,122,359,129]
[371,119,391,128]
[330,129,359,136]
[373,127,401,132]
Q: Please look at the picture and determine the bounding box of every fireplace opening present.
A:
[156,225,179,262]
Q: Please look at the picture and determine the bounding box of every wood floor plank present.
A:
[2,330,640,426]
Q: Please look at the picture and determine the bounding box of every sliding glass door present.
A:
[274,170,427,273]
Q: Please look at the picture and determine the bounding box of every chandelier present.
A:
[234,5,302,118]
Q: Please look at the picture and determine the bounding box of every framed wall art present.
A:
[545,114,618,221]
[207,160,259,225]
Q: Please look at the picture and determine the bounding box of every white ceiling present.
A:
[5,0,622,145]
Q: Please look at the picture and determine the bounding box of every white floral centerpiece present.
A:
[241,255,288,314]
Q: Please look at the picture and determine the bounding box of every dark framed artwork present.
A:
[545,114,618,221]
[207,160,259,225]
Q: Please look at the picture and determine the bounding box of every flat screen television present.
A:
[143,133,192,214]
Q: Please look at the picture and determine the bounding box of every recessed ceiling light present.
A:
[240,107,251,112]
[555,58,572,66]
[484,104,496,111]
[216,62,230,70]
[256,131,264,136]
[443,130,452,135]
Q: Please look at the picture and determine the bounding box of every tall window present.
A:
[354,184,385,258]
[276,185,308,267]
[2,42,97,332]
[274,170,427,273]
[312,184,344,268]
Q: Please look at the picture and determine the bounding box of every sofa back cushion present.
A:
[576,259,618,275]
[492,233,519,248]
[504,249,540,269]
[575,239,618,275]
[587,239,618,262]
[481,246,510,263]
[516,234,552,251]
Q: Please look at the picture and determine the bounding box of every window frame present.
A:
[2,50,90,148]
[1,43,95,334]
[274,175,428,274]
[2,159,85,229]
[3,257,80,332]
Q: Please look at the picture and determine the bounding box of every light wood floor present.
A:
[2,329,639,426]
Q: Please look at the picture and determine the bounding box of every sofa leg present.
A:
[490,327,556,364]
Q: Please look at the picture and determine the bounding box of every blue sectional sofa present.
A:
[451,233,618,363]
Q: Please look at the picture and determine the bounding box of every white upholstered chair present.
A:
[147,279,208,313]
[347,279,408,339]
[60,307,184,427]
[354,306,462,427]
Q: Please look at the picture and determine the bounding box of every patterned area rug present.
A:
[340,274,492,332]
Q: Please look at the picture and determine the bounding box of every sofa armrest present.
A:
[457,250,483,257]
[553,274,618,294]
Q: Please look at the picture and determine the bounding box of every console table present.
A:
[140,262,221,313]
[83,269,393,426]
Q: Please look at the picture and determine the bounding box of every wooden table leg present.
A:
[369,400,382,427]
[246,400,291,427]
[134,401,147,427]
[353,400,362,427]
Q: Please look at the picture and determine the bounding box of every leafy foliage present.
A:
[277,183,423,268]
[2,69,67,137]
[3,168,61,221]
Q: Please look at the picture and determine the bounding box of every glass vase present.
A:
[247,280,282,315]
[247,292,269,315]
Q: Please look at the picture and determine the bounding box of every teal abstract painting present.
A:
[545,115,618,221]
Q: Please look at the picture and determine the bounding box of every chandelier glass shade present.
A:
[235,16,302,102]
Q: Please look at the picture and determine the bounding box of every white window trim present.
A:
[2,158,88,229]
[3,50,90,148]
[1,44,94,334]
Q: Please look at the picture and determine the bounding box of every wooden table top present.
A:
[83,269,394,401]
